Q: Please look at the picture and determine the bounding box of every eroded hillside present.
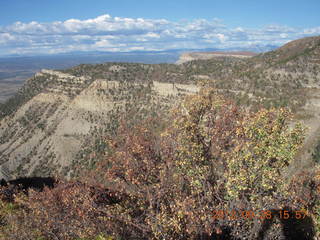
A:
[0,66,199,179]
[1,35,320,179]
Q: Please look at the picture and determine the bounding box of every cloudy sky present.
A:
[0,0,319,56]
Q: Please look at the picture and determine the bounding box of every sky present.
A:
[0,0,319,56]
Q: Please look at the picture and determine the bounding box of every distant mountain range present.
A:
[1,43,279,59]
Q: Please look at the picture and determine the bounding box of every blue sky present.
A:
[0,0,319,56]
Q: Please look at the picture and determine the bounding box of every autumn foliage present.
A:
[1,88,319,239]
[95,88,310,239]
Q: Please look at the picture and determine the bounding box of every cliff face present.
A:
[176,51,257,64]
[0,68,199,179]
[1,36,320,179]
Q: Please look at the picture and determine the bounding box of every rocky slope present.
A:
[176,51,257,64]
[0,35,320,179]
[0,66,199,179]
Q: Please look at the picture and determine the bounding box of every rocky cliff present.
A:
[0,66,199,179]
[1,36,320,179]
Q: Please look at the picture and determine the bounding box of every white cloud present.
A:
[235,27,244,32]
[0,14,319,56]
[144,32,161,38]
[216,34,227,42]
[0,33,15,44]
[280,33,288,38]
[303,27,320,35]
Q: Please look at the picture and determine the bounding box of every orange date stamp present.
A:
[212,209,307,220]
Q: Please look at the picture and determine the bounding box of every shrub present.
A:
[0,181,129,240]
[97,88,307,239]
[1,89,315,239]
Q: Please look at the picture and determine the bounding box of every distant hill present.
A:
[0,64,199,179]
[259,36,320,64]
[176,51,257,64]
[0,35,320,179]
[0,51,181,103]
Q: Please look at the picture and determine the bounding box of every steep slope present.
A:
[183,36,320,173]
[258,35,320,65]
[1,35,320,179]
[0,66,199,179]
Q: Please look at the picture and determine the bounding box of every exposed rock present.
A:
[176,51,257,64]
[0,68,198,179]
